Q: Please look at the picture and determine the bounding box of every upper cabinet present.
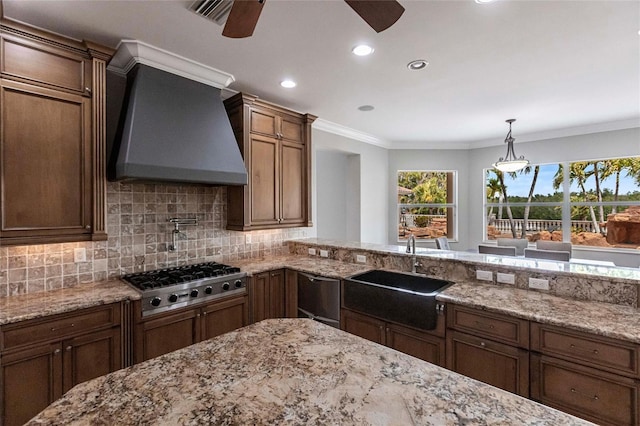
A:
[0,19,113,245]
[224,93,316,231]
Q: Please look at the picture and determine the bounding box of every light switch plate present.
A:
[308,248,316,256]
[356,255,367,263]
[529,277,549,290]
[320,250,329,258]
[74,248,86,263]
[476,270,493,281]
[497,273,515,285]
[245,234,252,244]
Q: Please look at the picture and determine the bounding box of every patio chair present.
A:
[496,238,529,256]
[478,245,516,256]
[524,248,570,262]
[536,240,572,257]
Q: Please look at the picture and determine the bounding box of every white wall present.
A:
[313,129,388,244]
[388,149,471,249]
[467,127,640,266]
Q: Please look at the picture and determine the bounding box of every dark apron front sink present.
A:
[344,270,453,330]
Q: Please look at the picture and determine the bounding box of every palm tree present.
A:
[559,162,600,233]
[521,165,540,239]
[495,170,517,238]
[591,161,605,223]
[486,175,502,224]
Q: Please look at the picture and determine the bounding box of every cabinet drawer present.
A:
[531,322,639,378]
[531,354,638,426]
[1,304,120,350]
[1,35,88,94]
[447,305,529,348]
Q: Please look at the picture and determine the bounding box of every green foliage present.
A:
[398,172,449,204]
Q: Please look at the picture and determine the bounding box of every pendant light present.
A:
[492,118,529,172]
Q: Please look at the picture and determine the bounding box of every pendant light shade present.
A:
[492,119,529,172]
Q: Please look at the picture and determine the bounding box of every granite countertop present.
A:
[230,254,372,279]
[437,282,640,343]
[26,318,592,426]
[0,280,140,326]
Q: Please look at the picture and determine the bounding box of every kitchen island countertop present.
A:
[26,318,592,425]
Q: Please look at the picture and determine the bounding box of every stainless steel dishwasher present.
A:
[297,272,341,328]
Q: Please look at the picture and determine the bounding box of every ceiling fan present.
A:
[221,0,405,38]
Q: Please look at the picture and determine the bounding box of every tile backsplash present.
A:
[0,182,310,297]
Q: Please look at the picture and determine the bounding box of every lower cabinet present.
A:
[341,308,445,367]
[446,330,529,396]
[0,303,123,426]
[249,269,285,323]
[134,295,248,363]
[530,322,640,425]
[446,304,530,397]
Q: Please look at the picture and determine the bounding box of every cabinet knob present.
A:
[85,225,92,229]
[66,345,73,352]
[203,312,207,316]
[53,349,61,355]
[196,313,201,318]
[480,341,486,347]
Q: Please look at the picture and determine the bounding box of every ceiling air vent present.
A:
[189,0,233,25]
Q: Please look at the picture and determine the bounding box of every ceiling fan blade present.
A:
[222,0,266,38]
[344,0,405,33]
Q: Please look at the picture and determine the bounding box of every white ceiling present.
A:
[4,0,639,149]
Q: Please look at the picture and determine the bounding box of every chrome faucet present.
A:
[168,217,198,252]
[406,234,420,274]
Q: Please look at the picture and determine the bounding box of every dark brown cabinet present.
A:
[250,269,285,323]
[224,93,316,231]
[446,305,530,397]
[0,303,123,426]
[134,295,248,363]
[530,322,640,425]
[0,19,111,245]
[341,308,446,367]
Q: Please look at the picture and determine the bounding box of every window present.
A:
[484,157,640,250]
[398,171,457,241]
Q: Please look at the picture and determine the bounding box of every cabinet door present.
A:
[250,108,278,137]
[386,323,445,367]
[0,79,91,242]
[268,269,286,319]
[62,327,121,393]
[531,354,638,426]
[250,272,269,323]
[200,296,249,341]
[249,135,280,225]
[341,309,386,345]
[285,269,298,318]
[137,309,198,362]
[446,330,529,397]
[1,342,62,426]
[280,141,306,225]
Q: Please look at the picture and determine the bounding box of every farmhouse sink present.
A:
[344,270,453,330]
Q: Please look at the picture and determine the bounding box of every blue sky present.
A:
[489,164,639,198]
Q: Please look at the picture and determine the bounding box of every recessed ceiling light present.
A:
[352,44,375,56]
[280,80,296,88]
[475,0,495,3]
[407,59,429,70]
[358,105,375,111]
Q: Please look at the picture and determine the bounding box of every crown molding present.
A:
[106,40,235,88]
[312,119,391,148]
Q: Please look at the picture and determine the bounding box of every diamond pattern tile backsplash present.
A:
[0,182,310,297]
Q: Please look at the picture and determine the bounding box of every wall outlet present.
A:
[319,250,329,258]
[245,234,252,244]
[356,254,367,263]
[529,277,550,290]
[476,270,493,281]
[308,248,316,256]
[74,248,86,263]
[497,273,515,285]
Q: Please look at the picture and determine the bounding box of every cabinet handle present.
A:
[571,388,599,401]
[51,323,75,332]
[196,313,201,318]
[66,345,73,352]
[53,349,61,355]
[85,225,92,230]
[203,312,207,316]
[85,87,92,94]
[480,341,486,347]
[385,327,389,333]
[569,343,599,356]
